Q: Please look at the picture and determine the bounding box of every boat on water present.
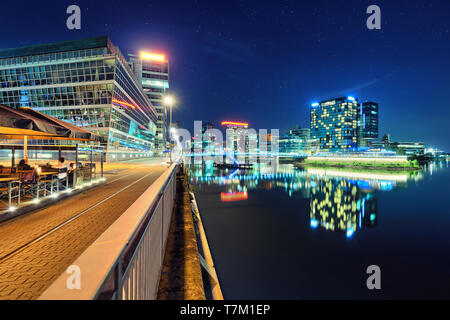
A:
[214,162,253,170]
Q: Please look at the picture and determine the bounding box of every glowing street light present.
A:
[164,96,174,105]
[164,96,175,129]
[164,95,176,133]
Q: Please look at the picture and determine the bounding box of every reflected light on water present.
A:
[220,191,248,202]
[188,159,425,238]
[306,167,409,182]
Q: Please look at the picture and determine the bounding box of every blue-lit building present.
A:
[310,96,359,151]
[279,126,310,155]
[358,101,379,147]
[0,36,158,160]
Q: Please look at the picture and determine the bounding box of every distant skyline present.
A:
[1,0,449,150]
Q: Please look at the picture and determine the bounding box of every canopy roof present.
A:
[0,105,67,138]
[0,105,101,142]
[19,107,102,142]
[0,127,56,138]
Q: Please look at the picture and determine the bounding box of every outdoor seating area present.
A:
[0,104,104,213]
[0,149,105,213]
[1,161,68,206]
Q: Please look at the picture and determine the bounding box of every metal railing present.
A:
[117,166,176,300]
[39,164,177,300]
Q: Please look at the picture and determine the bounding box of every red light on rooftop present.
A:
[221,121,249,127]
[140,51,166,62]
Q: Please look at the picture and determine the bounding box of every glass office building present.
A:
[128,52,169,154]
[279,127,311,155]
[0,36,157,160]
[310,96,359,151]
[358,101,379,147]
[221,121,251,155]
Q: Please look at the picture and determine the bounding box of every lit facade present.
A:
[310,96,359,151]
[358,101,379,147]
[202,122,215,154]
[221,121,253,154]
[391,141,425,155]
[129,52,169,154]
[279,127,310,155]
[310,177,378,237]
[0,36,158,160]
[191,122,215,155]
[258,132,274,154]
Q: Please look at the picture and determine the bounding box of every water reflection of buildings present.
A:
[189,163,423,238]
[220,191,248,202]
[189,165,313,198]
[310,178,378,238]
[426,159,449,177]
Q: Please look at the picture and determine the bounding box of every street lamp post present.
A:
[164,96,174,163]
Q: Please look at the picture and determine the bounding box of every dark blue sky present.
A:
[2,0,450,150]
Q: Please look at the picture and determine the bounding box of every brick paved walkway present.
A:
[0,164,168,300]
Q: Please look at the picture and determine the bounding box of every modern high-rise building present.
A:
[0,36,158,160]
[310,96,359,151]
[201,122,215,154]
[128,52,169,154]
[221,121,259,154]
[279,126,311,155]
[222,121,249,155]
[358,101,379,147]
[258,132,275,154]
[190,121,219,157]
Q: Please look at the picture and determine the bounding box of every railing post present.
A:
[161,190,164,263]
[116,261,122,300]
[8,181,12,207]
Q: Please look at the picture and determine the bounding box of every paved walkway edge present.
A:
[0,179,106,224]
[38,164,175,300]
[157,168,206,300]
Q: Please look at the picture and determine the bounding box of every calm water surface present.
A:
[189,160,450,299]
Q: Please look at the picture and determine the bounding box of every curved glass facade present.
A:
[0,36,157,158]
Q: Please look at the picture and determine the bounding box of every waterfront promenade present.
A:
[0,160,169,300]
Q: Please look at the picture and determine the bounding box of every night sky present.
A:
[2,0,450,150]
